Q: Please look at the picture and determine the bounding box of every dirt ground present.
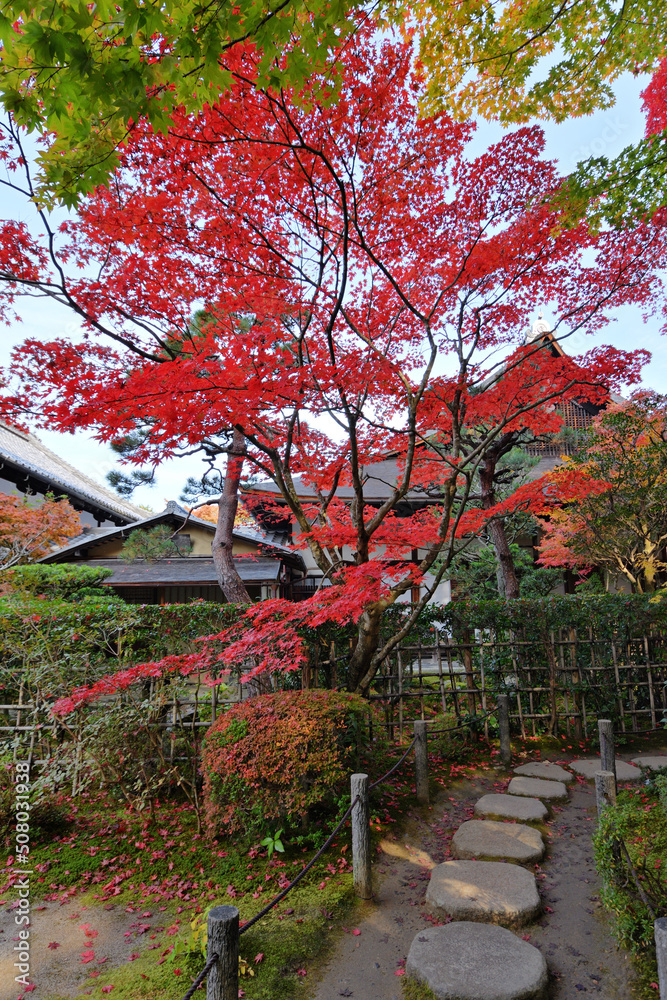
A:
[310,763,641,1000]
[0,897,166,1000]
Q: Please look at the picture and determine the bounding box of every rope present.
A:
[369,737,417,790]
[238,795,360,935]
[179,951,219,1000]
[185,706,488,985]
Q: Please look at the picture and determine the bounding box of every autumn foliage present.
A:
[202,690,372,836]
[538,397,667,593]
[2,31,667,692]
[0,492,81,572]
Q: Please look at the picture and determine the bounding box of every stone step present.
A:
[425,859,541,928]
[474,793,548,824]
[631,755,667,770]
[570,758,641,781]
[451,820,545,864]
[507,776,568,801]
[406,921,548,1000]
[513,762,574,783]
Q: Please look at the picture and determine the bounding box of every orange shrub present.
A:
[202,690,370,837]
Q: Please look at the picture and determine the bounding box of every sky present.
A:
[0,68,665,512]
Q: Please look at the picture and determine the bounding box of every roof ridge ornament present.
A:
[526,311,552,344]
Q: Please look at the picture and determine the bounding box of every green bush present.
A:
[5,564,116,601]
[202,689,377,837]
[593,788,667,954]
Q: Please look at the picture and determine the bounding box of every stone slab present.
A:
[474,793,548,824]
[513,762,574,783]
[425,859,541,928]
[570,758,642,781]
[631,755,667,771]
[507,776,568,801]
[452,820,545,864]
[406,921,548,1000]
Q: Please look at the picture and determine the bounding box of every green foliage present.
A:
[260,828,285,859]
[452,539,561,600]
[593,788,667,958]
[6,563,115,602]
[0,598,243,726]
[411,0,667,224]
[106,468,156,497]
[0,0,364,204]
[202,690,374,836]
[121,525,192,561]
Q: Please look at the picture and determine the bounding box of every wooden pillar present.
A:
[497,694,511,767]
[414,720,429,805]
[598,719,616,786]
[594,770,617,818]
[655,918,667,1000]
[207,905,239,1000]
[351,774,372,900]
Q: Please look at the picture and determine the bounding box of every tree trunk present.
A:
[349,607,383,695]
[480,456,520,600]
[211,428,252,604]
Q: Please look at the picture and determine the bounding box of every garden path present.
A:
[311,763,641,1000]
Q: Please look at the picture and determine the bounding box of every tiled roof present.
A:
[245,457,437,505]
[0,422,145,524]
[86,558,282,585]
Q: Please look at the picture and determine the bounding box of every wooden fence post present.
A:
[414,720,429,806]
[351,773,372,900]
[655,917,667,1000]
[497,695,511,767]
[207,905,239,1000]
[594,770,617,818]
[598,719,616,787]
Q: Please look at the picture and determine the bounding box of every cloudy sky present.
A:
[0,69,664,511]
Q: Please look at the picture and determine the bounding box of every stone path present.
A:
[407,752,667,1000]
[312,752,667,1000]
[452,820,544,863]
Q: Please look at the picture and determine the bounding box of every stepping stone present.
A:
[407,921,548,999]
[425,859,541,928]
[631,755,667,770]
[514,762,574,783]
[452,820,545,864]
[507,776,568,801]
[475,793,547,824]
[570,758,642,781]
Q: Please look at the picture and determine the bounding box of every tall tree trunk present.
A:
[212,427,252,604]
[479,456,520,599]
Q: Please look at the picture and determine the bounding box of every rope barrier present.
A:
[238,795,360,936]
[368,737,417,790]
[180,951,219,1000]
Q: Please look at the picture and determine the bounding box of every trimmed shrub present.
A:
[5,564,115,601]
[202,690,370,837]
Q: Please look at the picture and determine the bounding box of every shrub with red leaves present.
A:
[202,690,371,836]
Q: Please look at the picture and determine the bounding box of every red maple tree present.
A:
[1,31,666,695]
[0,492,81,572]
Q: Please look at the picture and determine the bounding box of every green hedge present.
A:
[0,598,244,704]
[1,592,666,708]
